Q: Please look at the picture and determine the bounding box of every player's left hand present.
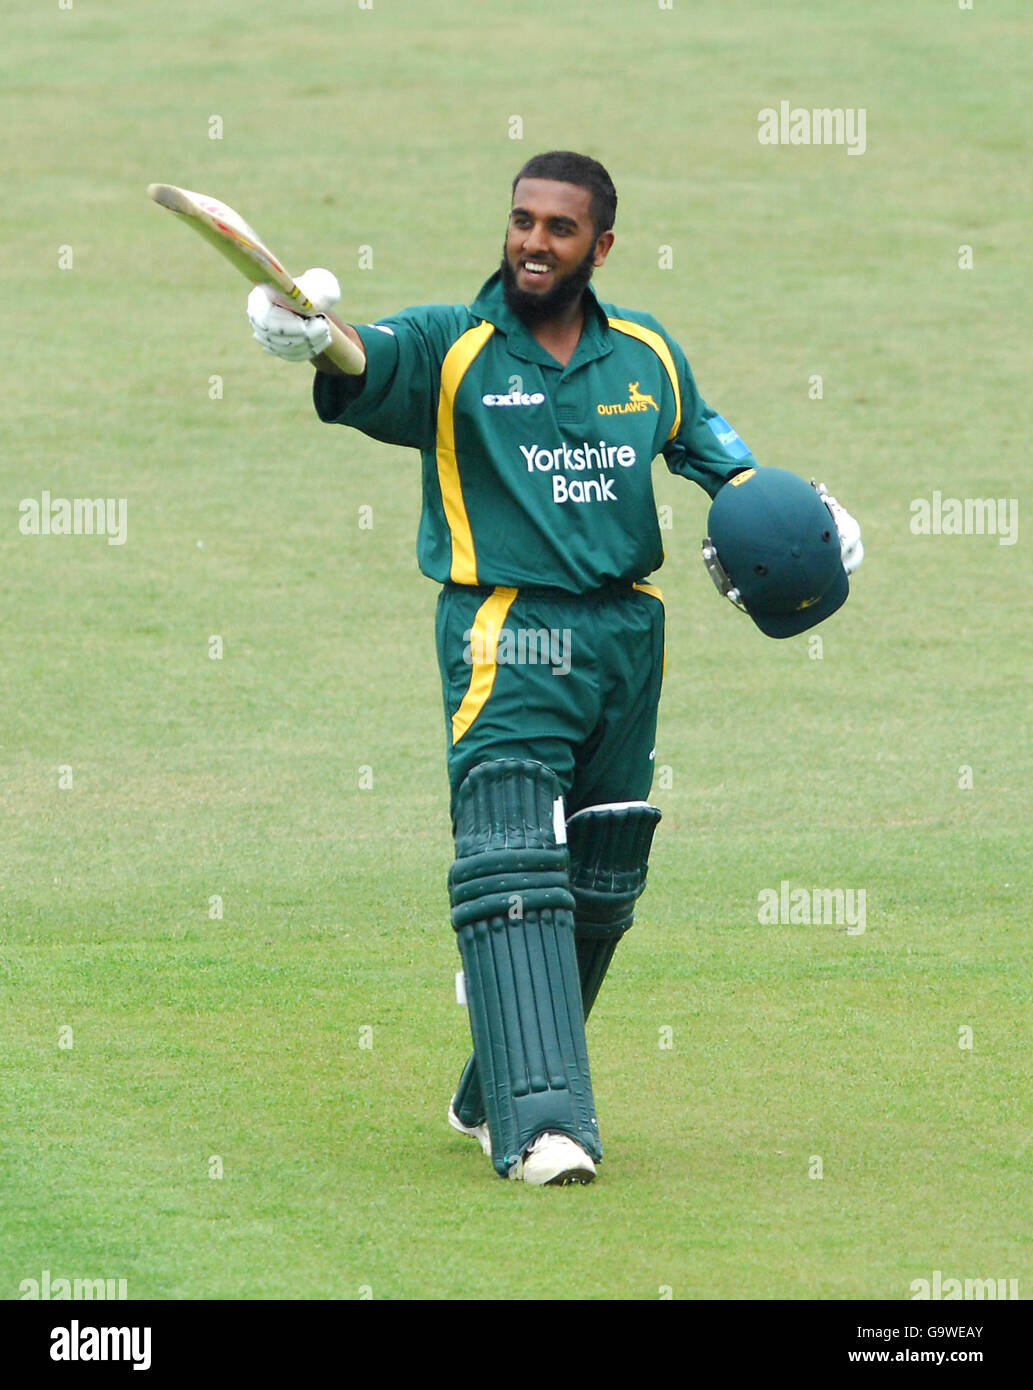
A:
[813,481,863,575]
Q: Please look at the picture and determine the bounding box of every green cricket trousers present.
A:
[435,580,665,819]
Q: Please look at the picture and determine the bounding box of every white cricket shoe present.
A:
[447,1102,492,1157]
[512,1131,597,1186]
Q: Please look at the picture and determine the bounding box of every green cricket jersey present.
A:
[313,271,756,593]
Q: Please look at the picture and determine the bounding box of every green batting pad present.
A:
[451,799,660,1132]
[567,801,661,1015]
[449,760,600,1175]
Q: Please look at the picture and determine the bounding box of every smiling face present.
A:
[501,177,614,324]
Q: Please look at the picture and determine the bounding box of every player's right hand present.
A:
[247,268,341,362]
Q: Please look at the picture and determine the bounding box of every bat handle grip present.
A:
[323,317,367,375]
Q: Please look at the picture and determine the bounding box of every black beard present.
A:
[499,244,597,325]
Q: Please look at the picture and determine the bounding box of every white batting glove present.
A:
[248,285,331,360]
[293,267,341,313]
[813,480,864,575]
[247,268,341,362]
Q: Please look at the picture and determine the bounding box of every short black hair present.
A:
[511,151,617,238]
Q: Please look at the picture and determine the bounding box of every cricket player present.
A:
[247,151,862,1185]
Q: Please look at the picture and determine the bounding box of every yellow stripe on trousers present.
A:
[436,321,496,585]
[451,586,519,745]
[606,317,682,442]
[632,581,666,683]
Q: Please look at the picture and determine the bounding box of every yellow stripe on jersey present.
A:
[606,318,682,442]
[451,585,519,745]
[436,321,496,584]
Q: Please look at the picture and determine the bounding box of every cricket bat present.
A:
[146,183,365,374]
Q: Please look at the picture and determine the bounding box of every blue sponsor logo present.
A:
[706,414,752,460]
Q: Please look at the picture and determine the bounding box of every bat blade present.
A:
[147,183,298,298]
[146,183,365,372]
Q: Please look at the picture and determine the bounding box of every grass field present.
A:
[2,0,1031,1304]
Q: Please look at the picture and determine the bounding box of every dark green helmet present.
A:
[702,467,848,638]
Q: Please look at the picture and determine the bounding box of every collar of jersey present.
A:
[470,271,612,370]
